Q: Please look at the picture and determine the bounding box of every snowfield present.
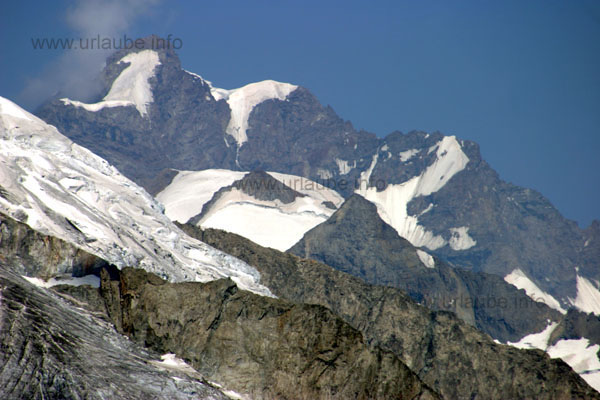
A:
[509,322,600,392]
[157,169,344,251]
[0,96,273,297]
[60,50,161,116]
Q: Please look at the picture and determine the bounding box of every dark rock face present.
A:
[0,212,109,278]
[288,194,562,342]
[185,225,599,400]
[98,267,437,400]
[0,266,230,400]
[35,39,598,310]
[549,309,600,346]
[189,170,306,225]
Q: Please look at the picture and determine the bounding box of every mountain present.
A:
[35,36,600,316]
[157,169,344,250]
[0,96,271,296]
[288,194,563,342]
[2,87,598,397]
[181,224,600,399]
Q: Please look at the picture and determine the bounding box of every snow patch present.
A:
[417,249,435,269]
[335,158,355,175]
[508,322,558,350]
[448,226,477,250]
[205,80,297,146]
[357,136,468,250]
[358,154,379,188]
[23,274,101,288]
[399,149,419,162]
[504,269,566,314]
[569,275,600,315]
[60,50,160,116]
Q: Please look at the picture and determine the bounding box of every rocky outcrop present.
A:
[549,309,600,346]
[97,266,438,400]
[288,194,562,342]
[0,265,230,400]
[185,225,600,400]
[0,212,109,278]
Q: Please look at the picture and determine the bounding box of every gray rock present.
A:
[98,266,438,400]
[186,225,600,400]
[288,194,563,342]
[0,266,230,400]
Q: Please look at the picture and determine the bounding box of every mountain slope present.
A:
[289,194,563,342]
[182,224,600,399]
[0,96,271,296]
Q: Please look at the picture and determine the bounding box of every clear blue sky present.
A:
[1,0,599,227]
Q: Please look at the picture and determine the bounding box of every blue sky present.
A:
[1,0,599,227]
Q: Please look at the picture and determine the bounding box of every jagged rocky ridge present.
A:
[94,266,438,400]
[36,36,600,315]
[0,210,436,399]
[289,194,562,342]
[181,224,600,399]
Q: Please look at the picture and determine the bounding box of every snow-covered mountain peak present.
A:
[0,97,272,296]
[60,49,161,116]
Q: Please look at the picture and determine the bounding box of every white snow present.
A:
[205,80,297,146]
[23,274,101,288]
[335,158,354,175]
[508,322,558,350]
[504,269,566,314]
[569,275,600,315]
[509,323,600,393]
[416,249,435,269]
[0,97,32,121]
[357,136,468,250]
[448,226,477,250]
[358,153,379,189]
[156,169,246,223]
[0,97,273,297]
[157,169,344,251]
[60,50,160,116]
[399,149,419,162]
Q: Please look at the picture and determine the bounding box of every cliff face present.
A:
[0,212,109,278]
[97,266,438,400]
[186,225,599,400]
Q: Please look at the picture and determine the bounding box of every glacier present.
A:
[0,96,273,297]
